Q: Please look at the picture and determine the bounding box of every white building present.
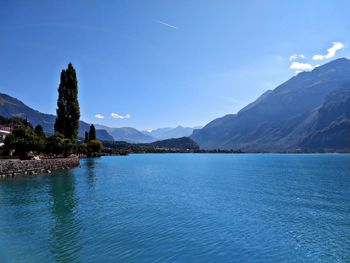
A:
[0,127,12,147]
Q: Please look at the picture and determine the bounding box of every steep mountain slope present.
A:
[301,87,350,149]
[96,129,114,142]
[0,92,112,141]
[95,124,155,143]
[192,58,350,151]
[0,93,57,132]
[142,125,199,140]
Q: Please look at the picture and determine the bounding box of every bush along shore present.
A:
[0,157,80,179]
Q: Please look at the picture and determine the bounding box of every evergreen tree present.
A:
[54,70,67,136]
[88,124,96,141]
[84,131,89,143]
[54,63,80,142]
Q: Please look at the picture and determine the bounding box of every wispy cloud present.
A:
[290,62,314,73]
[156,20,178,29]
[276,56,283,60]
[95,114,104,119]
[312,41,344,61]
[111,113,131,119]
[289,54,305,61]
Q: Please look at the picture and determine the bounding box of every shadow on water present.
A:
[49,170,82,263]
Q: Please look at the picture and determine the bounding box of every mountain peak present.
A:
[312,57,350,73]
[192,57,350,150]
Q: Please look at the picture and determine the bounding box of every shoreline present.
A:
[101,150,350,156]
[0,157,80,179]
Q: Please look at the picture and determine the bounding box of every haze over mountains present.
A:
[0,93,198,143]
[95,124,155,143]
[142,126,202,141]
[1,58,349,151]
[192,58,350,151]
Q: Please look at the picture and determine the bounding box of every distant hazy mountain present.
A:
[142,125,202,140]
[0,92,113,141]
[96,129,114,142]
[0,92,158,143]
[95,124,155,143]
[192,58,350,151]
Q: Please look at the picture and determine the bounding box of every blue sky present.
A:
[1,0,350,130]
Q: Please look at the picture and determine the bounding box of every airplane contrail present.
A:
[156,20,178,29]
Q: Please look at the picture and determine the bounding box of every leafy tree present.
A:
[34,125,45,137]
[62,138,76,156]
[88,124,96,141]
[80,126,103,157]
[0,115,9,125]
[87,140,103,156]
[3,126,46,159]
[11,117,32,128]
[78,143,88,154]
[46,133,65,155]
[46,132,75,157]
[54,63,80,142]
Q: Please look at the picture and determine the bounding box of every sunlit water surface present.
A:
[0,154,349,262]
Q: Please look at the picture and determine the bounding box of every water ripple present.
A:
[0,154,349,262]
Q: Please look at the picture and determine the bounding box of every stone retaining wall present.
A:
[0,157,80,178]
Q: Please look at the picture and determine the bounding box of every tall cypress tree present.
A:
[88,124,96,141]
[54,70,66,135]
[84,131,89,143]
[54,63,80,142]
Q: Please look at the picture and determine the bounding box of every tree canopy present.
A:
[88,124,96,141]
[54,63,80,142]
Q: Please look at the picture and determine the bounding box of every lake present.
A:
[0,154,349,262]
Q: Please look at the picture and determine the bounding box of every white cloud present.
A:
[156,20,178,29]
[289,54,298,61]
[111,113,131,119]
[276,56,283,60]
[95,114,104,119]
[290,62,314,73]
[289,54,305,61]
[312,41,344,61]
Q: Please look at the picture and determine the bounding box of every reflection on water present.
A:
[0,154,349,262]
[49,171,82,262]
[85,158,97,190]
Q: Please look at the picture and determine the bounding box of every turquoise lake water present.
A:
[0,154,349,262]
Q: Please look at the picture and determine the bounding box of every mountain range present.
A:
[95,124,155,143]
[1,58,349,151]
[0,92,197,143]
[142,125,201,141]
[192,58,350,151]
[0,93,115,141]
